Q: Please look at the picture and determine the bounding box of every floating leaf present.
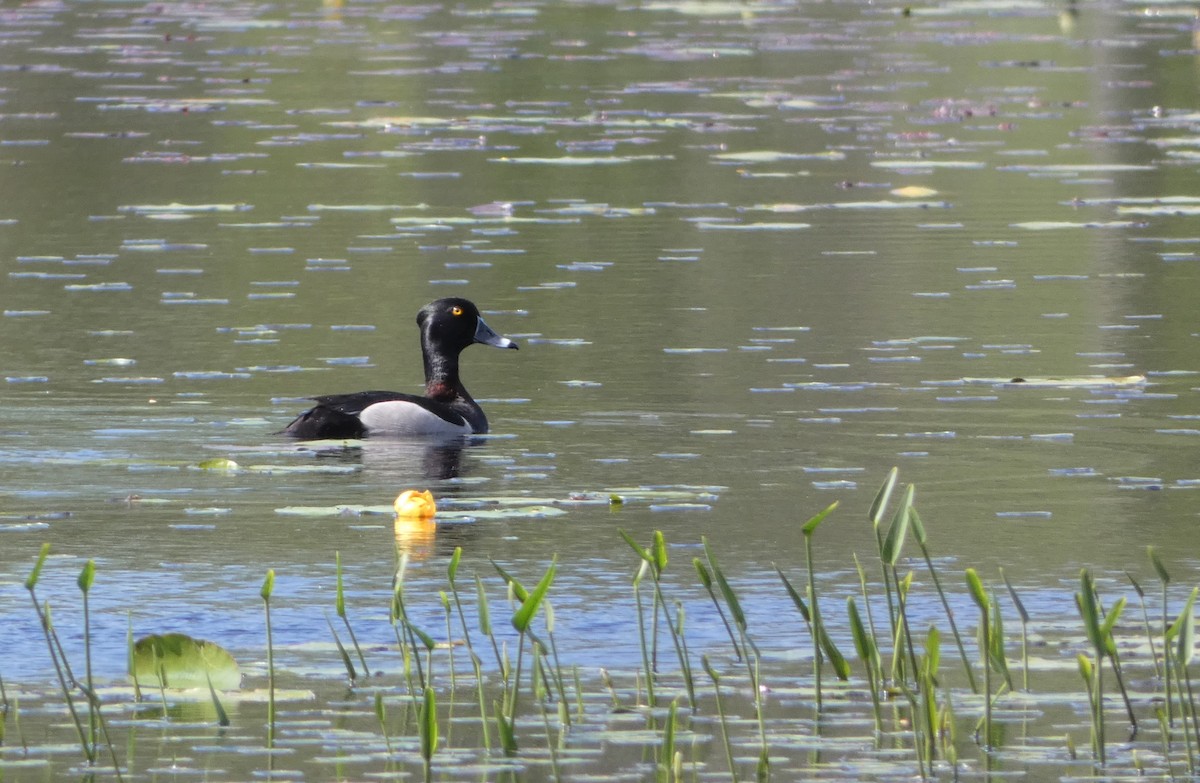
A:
[197,458,239,471]
[131,633,241,690]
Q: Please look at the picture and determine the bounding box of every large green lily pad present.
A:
[131,633,241,690]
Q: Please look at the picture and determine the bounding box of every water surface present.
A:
[1,0,1199,778]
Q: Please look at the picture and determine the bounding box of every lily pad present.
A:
[131,633,241,690]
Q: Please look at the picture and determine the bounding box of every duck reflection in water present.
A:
[302,436,475,482]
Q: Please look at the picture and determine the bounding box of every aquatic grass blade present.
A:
[1180,602,1196,668]
[205,671,231,727]
[495,700,517,755]
[374,692,393,754]
[1149,546,1170,586]
[1126,570,1162,680]
[1078,570,1104,653]
[1000,568,1030,690]
[660,699,678,780]
[324,613,357,682]
[513,560,557,633]
[492,560,531,603]
[801,500,839,536]
[965,568,988,611]
[817,624,851,680]
[695,558,742,660]
[881,485,914,565]
[419,686,438,781]
[868,467,899,527]
[775,567,811,623]
[1100,598,1126,658]
[24,543,50,591]
[652,530,668,575]
[925,625,941,676]
[619,528,652,565]
[702,538,747,632]
[261,568,276,744]
[335,551,346,618]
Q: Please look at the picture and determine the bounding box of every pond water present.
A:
[2,0,1200,779]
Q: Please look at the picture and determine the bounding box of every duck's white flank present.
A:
[358,401,472,436]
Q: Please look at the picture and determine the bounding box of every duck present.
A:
[281,297,518,439]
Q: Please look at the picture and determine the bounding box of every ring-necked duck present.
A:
[281,298,518,439]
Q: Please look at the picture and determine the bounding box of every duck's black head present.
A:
[416,298,519,358]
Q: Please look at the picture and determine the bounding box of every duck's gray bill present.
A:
[474,317,519,350]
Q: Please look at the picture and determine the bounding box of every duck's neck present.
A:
[423,348,488,432]
[423,350,469,401]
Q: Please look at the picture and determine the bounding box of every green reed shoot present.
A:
[261,568,276,744]
[25,544,92,765]
[1125,570,1161,679]
[443,559,490,749]
[392,553,426,691]
[847,597,883,735]
[621,529,695,709]
[939,684,959,772]
[702,655,738,783]
[659,698,678,783]
[493,557,556,753]
[335,551,369,678]
[881,486,918,684]
[851,553,879,644]
[1165,587,1200,771]
[491,559,531,710]
[532,641,564,782]
[631,559,656,708]
[869,469,901,663]
[673,600,693,713]
[1150,547,1174,723]
[204,670,231,727]
[77,559,97,755]
[494,698,516,755]
[701,537,757,661]
[1178,594,1200,769]
[419,685,437,783]
[988,588,1014,693]
[446,549,474,652]
[911,507,977,693]
[799,500,840,712]
[325,613,357,682]
[701,536,768,776]
[1076,569,1118,765]
[445,548,492,746]
[403,619,438,687]
[476,573,504,673]
[539,599,573,729]
[777,566,849,697]
[375,691,393,755]
[916,626,941,777]
[965,568,993,750]
[127,617,142,702]
[999,568,1030,691]
[891,569,919,693]
[438,590,457,745]
[693,557,742,661]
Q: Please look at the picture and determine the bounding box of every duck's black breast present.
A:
[281,390,473,439]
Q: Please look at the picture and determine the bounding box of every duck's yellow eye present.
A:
[451,306,463,316]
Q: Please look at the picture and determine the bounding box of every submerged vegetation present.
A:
[3,470,1200,781]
